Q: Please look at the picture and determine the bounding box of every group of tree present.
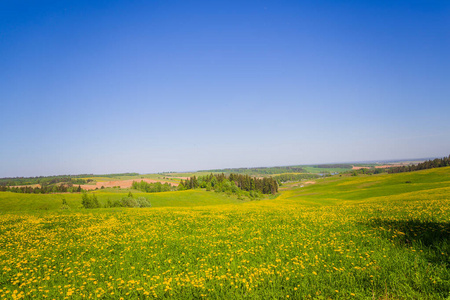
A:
[0,176,82,187]
[71,178,94,185]
[349,168,387,176]
[1,184,84,194]
[131,181,175,193]
[81,192,100,208]
[105,196,152,208]
[387,155,450,174]
[82,191,151,209]
[178,173,278,195]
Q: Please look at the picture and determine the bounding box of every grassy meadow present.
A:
[0,190,241,211]
[0,168,449,299]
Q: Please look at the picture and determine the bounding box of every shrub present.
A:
[135,197,152,207]
[113,196,152,208]
[81,193,100,209]
[249,190,262,200]
[60,198,70,210]
[120,197,139,208]
[132,180,174,193]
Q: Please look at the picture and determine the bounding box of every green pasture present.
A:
[281,167,450,206]
[301,166,352,174]
[0,190,244,212]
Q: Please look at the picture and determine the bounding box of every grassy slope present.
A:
[276,167,450,206]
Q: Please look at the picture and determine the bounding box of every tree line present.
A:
[81,191,151,209]
[387,155,450,174]
[0,184,85,194]
[178,173,278,195]
[350,168,386,176]
[0,176,85,187]
[0,173,139,187]
[131,181,176,193]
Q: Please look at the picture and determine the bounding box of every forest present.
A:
[0,183,85,194]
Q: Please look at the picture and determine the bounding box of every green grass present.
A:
[0,190,243,212]
[281,167,450,205]
[0,168,449,299]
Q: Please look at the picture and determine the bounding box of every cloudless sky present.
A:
[1,0,449,177]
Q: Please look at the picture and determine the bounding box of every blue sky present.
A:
[1,0,449,177]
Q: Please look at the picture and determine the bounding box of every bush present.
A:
[81,193,100,209]
[135,197,152,207]
[60,198,70,210]
[177,183,186,191]
[214,181,239,194]
[132,180,174,193]
[106,199,122,208]
[120,197,139,207]
[105,196,152,208]
[248,190,262,200]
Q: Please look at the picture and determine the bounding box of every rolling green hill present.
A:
[276,166,450,206]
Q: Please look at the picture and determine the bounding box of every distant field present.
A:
[80,174,180,183]
[162,172,218,179]
[0,168,448,299]
[301,166,352,174]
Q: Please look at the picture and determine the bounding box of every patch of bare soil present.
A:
[352,166,370,170]
[303,181,316,184]
[374,165,402,169]
[352,165,403,170]
[10,184,41,188]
